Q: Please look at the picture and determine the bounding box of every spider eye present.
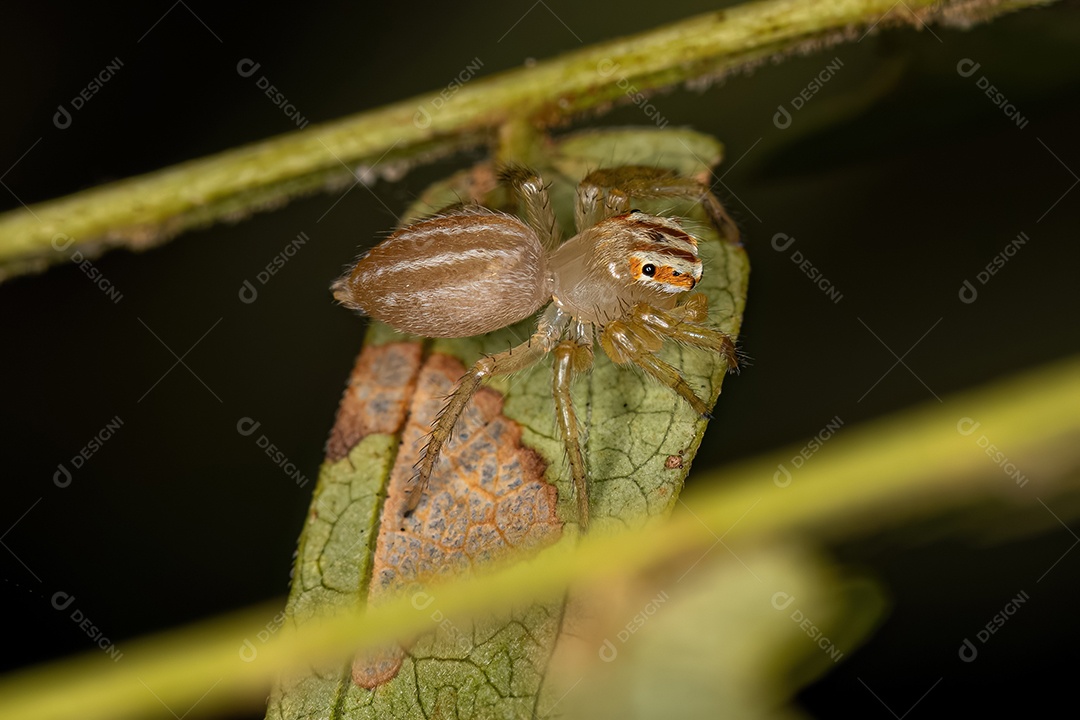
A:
[642,264,656,277]
[672,270,681,276]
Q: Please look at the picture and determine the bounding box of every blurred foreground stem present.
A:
[2,354,1078,720]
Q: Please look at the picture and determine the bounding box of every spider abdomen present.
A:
[333,209,551,338]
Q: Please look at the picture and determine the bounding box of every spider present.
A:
[332,164,740,529]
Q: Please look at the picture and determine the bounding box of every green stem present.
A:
[0,0,1051,281]
[1,353,1077,720]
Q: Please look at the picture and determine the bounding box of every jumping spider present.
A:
[333,165,740,529]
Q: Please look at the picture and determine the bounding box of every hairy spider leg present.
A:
[499,165,562,252]
[552,338,594,529]
[632,297,739,372]
[405,306,570,514]
[575,166,740,244]
[600,318,713,419]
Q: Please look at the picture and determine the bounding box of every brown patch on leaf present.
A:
[326,341,423,461]
[352,352,562,687]
[664,455,684,470]
[462,163,499,203]
[351,646,405,689]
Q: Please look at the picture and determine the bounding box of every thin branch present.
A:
[0,0,1052,281]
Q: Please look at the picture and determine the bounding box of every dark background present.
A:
[3,1,1079,717]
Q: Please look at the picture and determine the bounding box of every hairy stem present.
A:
[0,0,1052,280]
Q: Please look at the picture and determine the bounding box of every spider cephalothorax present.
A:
[333,164,740,529]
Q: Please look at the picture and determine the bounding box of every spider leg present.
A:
[499,165,561,252]
[575,166,739,244]
[632,296,739,372]
[600,319,713,419]
[552,339,594,530]
[406,307,569,514]
[574,178,614,232]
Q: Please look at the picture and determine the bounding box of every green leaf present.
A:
[268,127,749,719]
